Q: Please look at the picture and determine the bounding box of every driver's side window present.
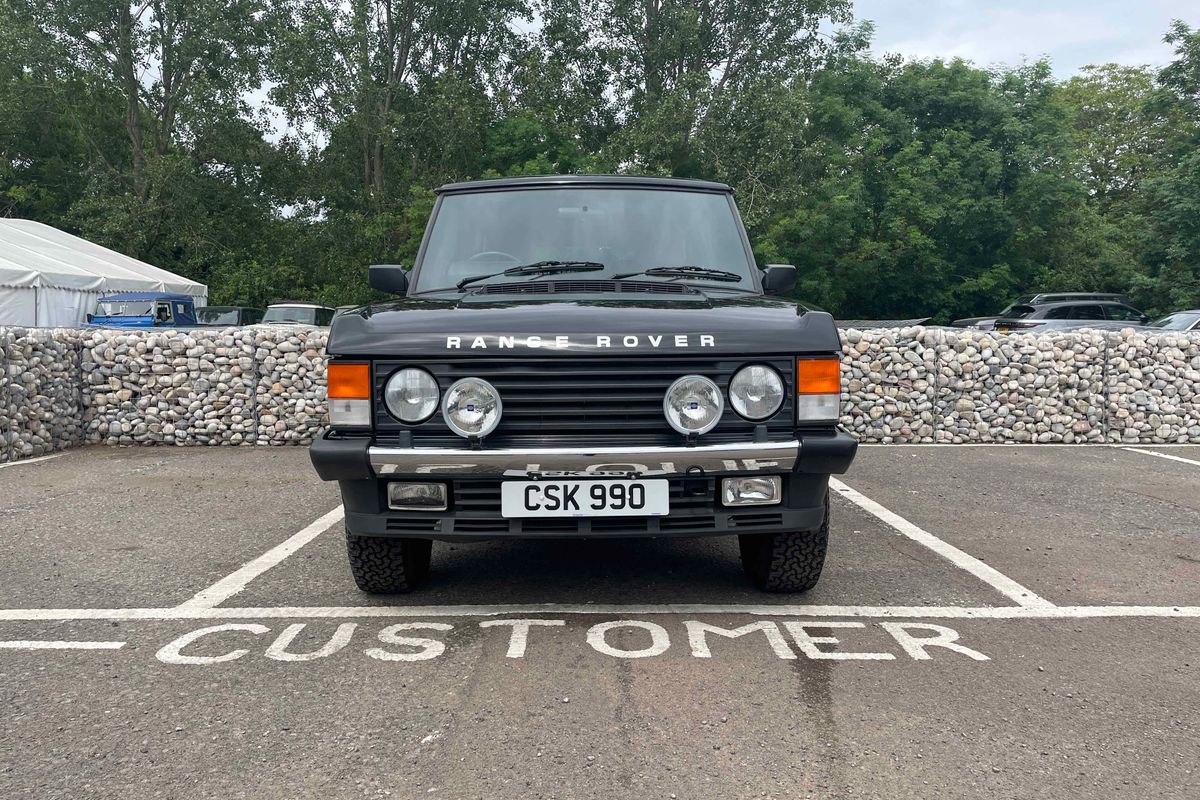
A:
[1106,305,1143,321]
[155,302,173,322]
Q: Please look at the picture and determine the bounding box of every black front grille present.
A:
[373,355,795,445]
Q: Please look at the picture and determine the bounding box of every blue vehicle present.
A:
[87,292,199,328]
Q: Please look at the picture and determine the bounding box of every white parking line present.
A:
[0,452,67,470]
[829,478,1055,609]
[176,506,345,610]
[0,639,125,650]
[0,604,1197,622]
[1122,447,1200,468]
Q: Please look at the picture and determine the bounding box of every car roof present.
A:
[1037,300,1126,307]
[267,302,332,310]
[435,174,733,195]
[1033,292,1123,298]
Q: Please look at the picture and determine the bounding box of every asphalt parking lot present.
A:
[1,445,1197,799]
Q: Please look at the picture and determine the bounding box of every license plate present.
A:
[500,479,669,518]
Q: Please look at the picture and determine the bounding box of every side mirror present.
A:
[86,313,94,323]
[369,264,409,295]
[762,264,797,295]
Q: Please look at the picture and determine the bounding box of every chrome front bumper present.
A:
[367,439,800,478]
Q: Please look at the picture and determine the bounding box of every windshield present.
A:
[263,306,333,325]
[414,187,755,292]
[263,307,317,324]
[197,308,240,324]
[97,301,153,317]
[1150,312,1200,330]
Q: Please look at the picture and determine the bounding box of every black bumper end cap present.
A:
[796,429,857,474]
[310,433,372,481]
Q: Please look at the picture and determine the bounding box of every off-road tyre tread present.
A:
[346,533,432,594]
[739,492,829,593]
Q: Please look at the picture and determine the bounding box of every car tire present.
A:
[738,492,829,593]
[346,533,433,594]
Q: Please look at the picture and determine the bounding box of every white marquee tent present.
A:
[0,219,208,328]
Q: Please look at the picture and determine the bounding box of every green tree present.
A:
[267,0,530,199]
[598,0,853,176]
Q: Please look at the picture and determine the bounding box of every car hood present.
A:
[87,315,155,328]
[327,294,841,357]
[951,316,999,328]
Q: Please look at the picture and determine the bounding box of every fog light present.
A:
[387,482,447,511]
[795,393,841,423]
[328,397,371,427]
[722,476,782,507]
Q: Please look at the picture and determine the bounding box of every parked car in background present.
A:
[953,293,1132,330]
[990,300,1150,332]
[1147,310,1200,332]
[196,306,264,326]
[260,302,336,327]
[87,292,198,328]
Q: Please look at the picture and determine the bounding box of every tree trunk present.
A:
[642,0,661,102]
[117,3,147,199]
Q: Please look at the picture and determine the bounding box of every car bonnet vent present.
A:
[475,279,692,296]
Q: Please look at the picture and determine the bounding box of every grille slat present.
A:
[374,356,795,445]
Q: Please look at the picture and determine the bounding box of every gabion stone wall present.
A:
[81,328,258,445]
[839,326,1200,444]
[80,327,328,446]
[2,324,1200,464]
[840,327,1110,444]
[254,328,328,444]
[1105,330,1200,443]
[1,327,83,463]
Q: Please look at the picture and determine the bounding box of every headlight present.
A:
[442,378,502,438]
[728,365,784,420]
[663,375,723,435]
[384,368,439,423]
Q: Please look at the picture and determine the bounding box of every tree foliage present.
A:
[1,3,1198,319]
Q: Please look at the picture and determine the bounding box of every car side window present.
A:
[1070,305,1104,320]
[1106,305,1143,321]
[1044,306,1072,319]
[317,309,335,326]
[156,302,173,322]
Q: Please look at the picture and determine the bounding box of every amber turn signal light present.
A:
[796,357,841,395]
[327,362,371,399]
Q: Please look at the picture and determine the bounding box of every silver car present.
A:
[1146,310,1200,332]
[990,300,1149,332]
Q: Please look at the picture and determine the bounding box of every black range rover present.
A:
[310,175,857,593]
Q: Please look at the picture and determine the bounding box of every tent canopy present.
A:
[0,219,207,327]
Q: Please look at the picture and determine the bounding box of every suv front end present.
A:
[309,176,857,593]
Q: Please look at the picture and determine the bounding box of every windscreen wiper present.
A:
[456,260,605,290]
[611,266,743,283]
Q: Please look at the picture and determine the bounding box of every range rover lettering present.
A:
[309,175,857,593]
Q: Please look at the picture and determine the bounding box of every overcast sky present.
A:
[852,0,1196,76]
